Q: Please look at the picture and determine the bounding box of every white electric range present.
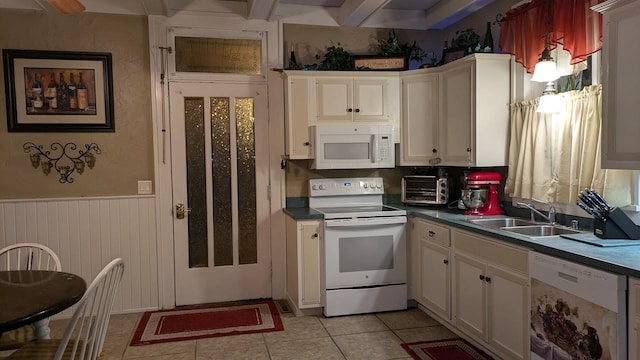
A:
[309,177,407,317]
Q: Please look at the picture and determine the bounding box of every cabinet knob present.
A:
[428,230,435,237]
[313,233,319,238]
[304,141,310,146]
[443,259,449,264]
[466,147,471,152]
[355,108,360,113]
[485,276,491,283]
[347,108,353,112]
[479,275,485,281]
[432,149,437,153]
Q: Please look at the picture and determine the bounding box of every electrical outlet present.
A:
[138,180,153,195]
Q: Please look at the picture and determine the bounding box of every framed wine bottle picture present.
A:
[3,49,114,132]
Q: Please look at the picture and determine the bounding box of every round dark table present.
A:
[0,270,87,334]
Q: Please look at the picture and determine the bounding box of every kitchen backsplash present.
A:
[284,159,508,200]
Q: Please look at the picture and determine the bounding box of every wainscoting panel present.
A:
[0,196,159,317]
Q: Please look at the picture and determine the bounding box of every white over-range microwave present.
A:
[310,124,395,169]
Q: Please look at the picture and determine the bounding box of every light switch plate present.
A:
[138,180,153,195]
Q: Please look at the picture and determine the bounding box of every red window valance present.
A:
[499,0,604,73]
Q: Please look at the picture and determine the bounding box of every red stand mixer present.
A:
[461,171,505,216]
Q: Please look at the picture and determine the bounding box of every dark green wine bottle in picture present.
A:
[77,72,88,110]
[57,72,68,110]
[68,72,78,110]
[47,72,57,110]
[31,72,43,110]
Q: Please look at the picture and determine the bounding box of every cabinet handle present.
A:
[304,142,310,146]
[428,230,435,237]
[466,147,471,152]
[479,275,485,281]
[432,148,437,153]
[355,108,360,113]
[485,276,491,283]
[347,108,353,112]
[443,259,449,264]
[313,233,319,238]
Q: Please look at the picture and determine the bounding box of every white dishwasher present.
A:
[529,252,626,360]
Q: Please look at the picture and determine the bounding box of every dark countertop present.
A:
[284,204,640,278]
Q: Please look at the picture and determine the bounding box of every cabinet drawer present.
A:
[453,229,528,274]
[414,219,450,247]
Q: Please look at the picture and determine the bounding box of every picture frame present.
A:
[352,55,407,71]
[440,48,467,65]
[3,49,114,132]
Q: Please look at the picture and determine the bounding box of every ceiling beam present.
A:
[337,0,390,27]
[423,0,496,29]
[247,0,278,20]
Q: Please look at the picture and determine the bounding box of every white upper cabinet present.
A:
[400,70,439,166]
[595,0,640,169]
[316,77,396,123]
[438,54,512,167]
[399,54,512,167]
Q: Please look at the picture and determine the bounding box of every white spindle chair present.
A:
[0,243,62,342]
[8,258,125,360]
[0,243,61,271]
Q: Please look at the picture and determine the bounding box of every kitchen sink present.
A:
[466,217,536,229]
[501,225,582,237]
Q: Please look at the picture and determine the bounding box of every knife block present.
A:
[593,208,640,239]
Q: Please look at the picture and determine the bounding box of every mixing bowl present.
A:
[461,188,488,210]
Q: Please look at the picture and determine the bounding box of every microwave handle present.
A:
[371,135,380,163]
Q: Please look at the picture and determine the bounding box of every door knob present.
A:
[175,203,191,219]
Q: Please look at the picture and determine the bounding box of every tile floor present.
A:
[12,305,460,360]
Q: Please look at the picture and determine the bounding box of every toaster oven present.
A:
[401,175,448,205]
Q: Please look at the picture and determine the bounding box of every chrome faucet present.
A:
[516,202,556,224]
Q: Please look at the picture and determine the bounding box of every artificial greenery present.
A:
[315,43,353,71]
[451,28,481,52]
[377,29,426,63]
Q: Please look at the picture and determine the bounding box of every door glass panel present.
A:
[175,37,261,75]
[236,98,257,264]
[185,97,208,268]
[211,97,233,266]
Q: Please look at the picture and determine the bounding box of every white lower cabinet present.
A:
[410,218,451,321]
[452,229,529,360]
[285,217,322,315]
[629,277,640,360]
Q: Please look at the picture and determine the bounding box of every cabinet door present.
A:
[300,222,321,306]
[316,78,353,122]
[439,61,473,166]
[353,78,390,122]
[285,76,314,159]
[419,239,450,320]
[601,2,640,169]
[400,72,439,166]
[453,251,487,341]
[486,264,528,360]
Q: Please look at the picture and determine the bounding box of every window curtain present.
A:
[505,85,633,206]
[499,0,604,73]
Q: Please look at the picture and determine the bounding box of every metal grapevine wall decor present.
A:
[23,142,101,183]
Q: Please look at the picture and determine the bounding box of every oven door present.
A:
[323,216,406,289]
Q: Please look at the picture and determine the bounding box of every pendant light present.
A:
[531,0,558,82]
[536,81,561,113]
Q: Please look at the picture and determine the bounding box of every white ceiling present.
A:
[0,0,497,30]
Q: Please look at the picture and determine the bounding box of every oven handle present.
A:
[325,216,407,227]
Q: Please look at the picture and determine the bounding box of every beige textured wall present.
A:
[0,10,153,199]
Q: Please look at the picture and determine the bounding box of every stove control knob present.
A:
[363,184,368,189]
[312,185,318,190]
[376,184,382,189]
[319,185,326,190]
